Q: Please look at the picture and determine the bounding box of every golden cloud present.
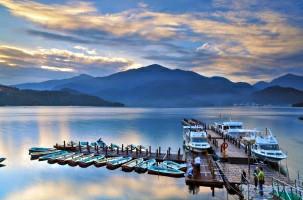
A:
[1,0,302,56]
[0,45,135,73]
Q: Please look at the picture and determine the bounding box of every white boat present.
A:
[251,128,287,162]
[217,121,243,136]
[182,118,210,152]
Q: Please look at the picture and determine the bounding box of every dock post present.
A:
[126,147,129,155]
[71,142,73,148]
[102,143,105,150]
[63,140,66,148]
[136,148,138,156]
[55,143,58,148]
[149,146,151,154]
[97,145,99,154]
[79,141,81,153]
[178,148,181,159]
[111,143,113,152]
[139,145,142,154]
[212,187,215,197]
[122,144,124,152]
[146,149,148,156]
[87,142,89,152]
[105,147,108,156]
[94,143,97,151]
[117,146,119,155]
[168,147,171,156]
[159,146,161,155]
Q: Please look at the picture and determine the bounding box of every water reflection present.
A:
[0,106,302,199]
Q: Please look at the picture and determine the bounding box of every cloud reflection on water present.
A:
[3,175,214,200]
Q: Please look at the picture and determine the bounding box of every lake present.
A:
[0,106,302,200]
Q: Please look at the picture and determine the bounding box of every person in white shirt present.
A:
[194,156,201,169]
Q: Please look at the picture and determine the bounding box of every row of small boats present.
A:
[29,147,186,177]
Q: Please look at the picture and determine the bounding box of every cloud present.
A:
[0,45,136,84]
[41,65,75,72]
[0,0,303,83]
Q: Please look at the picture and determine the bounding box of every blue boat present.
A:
[148,164,185,178]
[31,150,61,160]
[68,154,95,167]
[38,151,67,161]
[162,160,187,171]
[122,158,144,172]
[78,155,105,168]
[58,153,83,165]
[134,159,156,173]
[106,156,132,170]
[47,152,75,164]
[94,157,117,167]
[29,147,56,154]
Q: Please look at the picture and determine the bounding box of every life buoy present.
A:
[221,142,228,152]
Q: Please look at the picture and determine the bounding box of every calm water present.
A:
[0,107,302,200]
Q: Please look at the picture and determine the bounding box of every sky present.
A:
[0,0,303,85]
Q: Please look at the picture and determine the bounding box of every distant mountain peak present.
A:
[139,64,170,71]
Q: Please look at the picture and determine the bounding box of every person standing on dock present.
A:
[258,167,265,196]
[194,156,201,172]
[253,168,259,190]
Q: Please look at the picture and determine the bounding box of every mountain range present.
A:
[13,64,303,107]
[0,85,124,107]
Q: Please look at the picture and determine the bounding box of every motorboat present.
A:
[183,130,210,152]
[218,121,243,135]
[251,128,287,162]
[182,118,210,152]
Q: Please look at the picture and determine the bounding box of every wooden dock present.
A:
[185,153,224,188]
[207,129,250,164]
[54,143,185,163]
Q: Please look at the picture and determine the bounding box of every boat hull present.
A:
[0,158,6,163]
[106,157,132,170]
[252,151,287,162]
[148,166,184,178]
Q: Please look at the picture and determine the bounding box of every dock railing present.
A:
[272,177,303,200]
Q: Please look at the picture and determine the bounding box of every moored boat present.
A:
[148,164,185,178]
[47,152,75,164]
[94,157,117,167]
[56,153,83,165]
[121,158,144,172]
[68,154,95,167]
[182,118,210,152]
[162,160,187,171]
[30,149,61,160]
[106,156,132,170]
[29,147,56,154]
[58,153,83,165]
[251,128,287,162]
[38,150,67,161]
[78,154,105,168]
[134,159,156,173]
